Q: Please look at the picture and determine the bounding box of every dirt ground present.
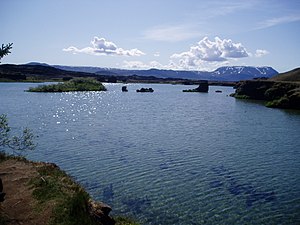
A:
[0,159,53,225]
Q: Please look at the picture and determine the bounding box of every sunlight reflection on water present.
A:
[0,83,300,224]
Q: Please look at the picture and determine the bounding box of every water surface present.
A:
[1,82,299,224]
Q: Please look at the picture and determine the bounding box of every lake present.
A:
[1,82,300,224]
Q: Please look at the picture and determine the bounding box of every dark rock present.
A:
[88,200,115,225]
[215,90,222,93]
[211,165,276,207]
[122,86,128,92]
[136,87,154,92]
[232,80,300,109]
[183,80,209,92]
[0,178,5,202]
[246,191,276,207]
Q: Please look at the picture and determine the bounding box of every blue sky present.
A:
[1,0,299,72]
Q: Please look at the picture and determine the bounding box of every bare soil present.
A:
[0,159,53,225]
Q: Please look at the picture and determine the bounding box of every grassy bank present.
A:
[231,80,300,109]
[0,152,138,225]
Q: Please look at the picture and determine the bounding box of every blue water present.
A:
[1,82,300,224]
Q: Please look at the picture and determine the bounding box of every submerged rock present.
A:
[122,196,151,214]
[103,184,114,202]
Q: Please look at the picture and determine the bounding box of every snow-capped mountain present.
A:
[212,66,278,79]
[26,63,279,81]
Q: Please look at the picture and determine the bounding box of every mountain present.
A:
[52,64,278,81]
[211,66,278,81]
[1,62,278,82]
[269,67,300,82]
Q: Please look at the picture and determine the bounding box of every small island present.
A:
[230,68,300,109]
[136,87,154,93]
[28,78,107,92]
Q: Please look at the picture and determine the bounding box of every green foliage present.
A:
[231,94,250,99]
[115,216,140,225]
[0,114,36,156]
[52,190,96,225]
[30,164,99,225]
[0,214,9,225]
[266,96,290,108]
[28,78,107,92]
[0,43,13,63]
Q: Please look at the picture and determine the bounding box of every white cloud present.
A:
[143,25,202,42]
[122,60,149,69]
[170,37,249,69]
[154,52,160,57]
[122,60,177,70]
[257,14,300,29]
[255,49,269,57]
[63,36,145,57]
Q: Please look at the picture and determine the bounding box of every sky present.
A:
[1,0,300,72]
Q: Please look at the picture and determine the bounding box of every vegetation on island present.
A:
[231,76,300,110]
[28,78,107,92]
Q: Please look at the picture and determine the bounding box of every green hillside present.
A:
[270,68,300,82]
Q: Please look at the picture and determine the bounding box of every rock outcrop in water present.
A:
[136,87,154,92]
[122,86,128,92]
[231,80,300,109]
[183,80,209,92]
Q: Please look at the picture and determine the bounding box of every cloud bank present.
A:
[257,14,300,29]
[255,49,269,57]
[170,37,249,69]
[63,36,145,57]
[143,25,202,42]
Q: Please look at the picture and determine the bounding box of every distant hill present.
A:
[1,63,279,82]
[53,64,278,81]
[0,64,98,80]
[269,68,300,82]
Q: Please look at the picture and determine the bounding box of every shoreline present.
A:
[0,152,138,225]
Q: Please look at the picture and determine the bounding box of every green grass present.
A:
[28,163,98,225]
[114,216,140,225]
[30,163,139,225]
[230,94,251,99]
[28,78,106,92]
[0,215,9,225]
